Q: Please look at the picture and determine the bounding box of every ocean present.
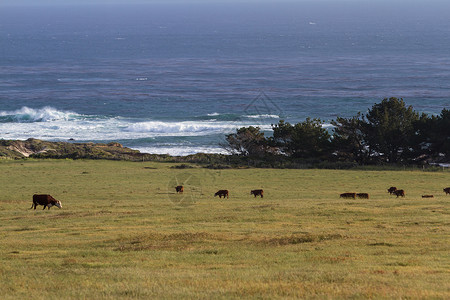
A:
[1,2,449,156]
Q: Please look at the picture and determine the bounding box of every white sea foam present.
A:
[244,114,280,119]
[0,107,273,143]
[133,146,228,156]
[125,121,236,135]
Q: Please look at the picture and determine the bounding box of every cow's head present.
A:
[51,200,62,209]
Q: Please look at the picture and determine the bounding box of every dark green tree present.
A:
[331,112,370,164]
[272,118,331,159]
[435,108,450,158]
[413,108,450,162]
[222,126,268,157]
[365,97,419,163]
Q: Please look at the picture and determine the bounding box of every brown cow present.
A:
[444,187,450,195]
[214,190,229,199]
[250,189,264,198]
[357,193,369,199]
[422,195,434,198]
[394,189,405,198]
[340,192,356,199]
[387,187,397,195]
[175,185,184,193]
[30,194,62,210]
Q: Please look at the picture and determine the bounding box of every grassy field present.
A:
[0,159,449,299]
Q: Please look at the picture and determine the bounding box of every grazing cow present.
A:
[214,190,229,199]
[357,193,370,199]
[444,187,450,195]
[394,189,405,198]
[175,185,184,193]
[422,195,434,198]
[30,194,62,210]
[250,189,264,198]
[340,192,356,199]
[387,187,397,195]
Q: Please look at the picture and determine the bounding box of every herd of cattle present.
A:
[339,192,369,199]
[340,186,450,200]
[30,186,450,210]
[176,186,262,199]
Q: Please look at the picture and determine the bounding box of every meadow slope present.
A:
[0,160,449,299]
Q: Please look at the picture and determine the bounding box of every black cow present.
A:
[394,189,405,198]
[214,190,229,199]
[356,193,370,199]
[250,189,264,198]
[340,192,356,199]
[387,187,397,195]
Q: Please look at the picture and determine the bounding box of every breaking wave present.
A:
[125,121,236,135]
[244,114,280,119]
[0,106,88,123]
[196,112,281,122]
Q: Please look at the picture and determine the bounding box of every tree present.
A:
[435,109,450,158]
[365,97,419,163]
[271,118,331,159]
[331,112,370,164]
[413,108,450,162]
[222,126,268,157]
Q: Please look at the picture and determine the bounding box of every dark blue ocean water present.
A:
[1,2,449,155]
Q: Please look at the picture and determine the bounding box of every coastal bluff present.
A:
[0,138,226,164]
[0,138,159,161]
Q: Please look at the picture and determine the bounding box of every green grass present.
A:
[0,159,449,299]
